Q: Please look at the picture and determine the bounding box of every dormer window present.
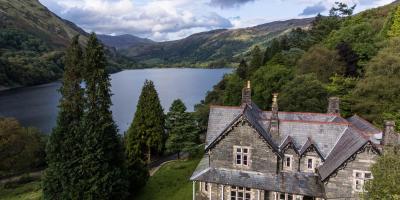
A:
[284,154,293,171]
[234,146,250,167]
[305,156,320,172]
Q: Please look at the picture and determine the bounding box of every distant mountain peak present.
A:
[97,34,154,50]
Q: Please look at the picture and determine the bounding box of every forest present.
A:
[194,2,400,132]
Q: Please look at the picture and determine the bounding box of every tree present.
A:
[263,39,281,64]
[297,45,346,82]
[252,64,293,110]
[0,118,46,175]
[249,45,263,75]
[165,99,200,158]
[125,80,165,164]
[81,33,128,199]
[43,35,85,199]
[364,149,400,199]
[329,2,356,18]
[280,74,328,113]
[351,38,400,127]
[388,5,400,37]
[236,59,248,79]
[336,42,359,77]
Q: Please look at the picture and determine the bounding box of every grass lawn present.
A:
[0,158,200,200]
[0,181,42,200]
[136,158,201,200]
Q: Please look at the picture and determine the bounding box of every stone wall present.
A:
[209,121,279,174]
[324,147,378,199]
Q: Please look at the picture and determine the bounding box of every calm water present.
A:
[0,68,232,133]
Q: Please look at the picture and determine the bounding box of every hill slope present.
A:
[0,0,88,47]
[0,0,136,89]
[120,18,314,67]
[98,34,154,50]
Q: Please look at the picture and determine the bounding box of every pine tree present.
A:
[81,33,128,199]
[165,99,199,158]
[388,5,400,37]
[125,80,165,163]
[262,39,280,64]
[236,59,248,79]
[249,45,263,75]
[43,35,84,199]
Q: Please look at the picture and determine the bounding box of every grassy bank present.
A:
[136,158,200,200]
[0,181,42,200]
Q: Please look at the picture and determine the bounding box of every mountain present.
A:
[119,18,314,67]
[0,0,88,47]
[0,0,136,89]
[98,34,154,50]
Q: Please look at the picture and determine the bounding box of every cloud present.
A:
[40,0,233,41]
[209,0,256,8]
[299,2,326,16]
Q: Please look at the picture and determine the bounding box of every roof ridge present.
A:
[279,119,349,125]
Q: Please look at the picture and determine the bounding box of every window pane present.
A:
[355,172,362,178]
[308,159,313,169]
[243,148,248,153]
[237,148,242,153]
[365,173,372,179]
[245,188,251,191]
[280,193,285,200]
[236,155,241,164]
[243,156,248,165]
[245,193,251,200]
[231,186,237,190]
[286,157,291,167]
[238,192,244,197]
[288,194,293,200]
[238,187,243,190]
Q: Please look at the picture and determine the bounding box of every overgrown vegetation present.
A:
[195,1,400,131]
[0,118,46,177]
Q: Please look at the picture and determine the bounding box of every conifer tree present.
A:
[249,45,263,75]
[165,99,199,158]
[236,59,248,79]
[81,33,128,199]
[125,80,165,163]
[388,5,400,37]
[43,35,84,199]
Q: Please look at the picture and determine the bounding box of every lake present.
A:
[0,68,232,134]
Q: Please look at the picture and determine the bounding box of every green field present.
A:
[0,158,200,200]
[0,181,42,200]
[136,158,200,200]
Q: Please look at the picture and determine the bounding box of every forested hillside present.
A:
[119,18,314,68]
[0,0,136,89]
[195,1,400,131]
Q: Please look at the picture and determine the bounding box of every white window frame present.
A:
[201,182,209,194]
[353,170,373,192]
[305,156,321,172]
[283,154,293,171]
[273,192,302,200]
[230,186,251,200]
[234,146,250,167]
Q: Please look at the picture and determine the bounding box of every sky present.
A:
[39,0,395,41]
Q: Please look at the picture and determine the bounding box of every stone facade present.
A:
[190,84,399,200]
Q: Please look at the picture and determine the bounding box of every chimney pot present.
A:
[327,97,340,115]
[241,81,251,105]
[382,120,396,146]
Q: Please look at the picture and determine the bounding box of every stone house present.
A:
[190,81,399,200]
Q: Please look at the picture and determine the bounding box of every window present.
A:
[284,154,293,171]
[353,170,373,192]
[201,182,209,194]
[230,186,251,200]
[305,156,321,172]
[234,146,250,167]
[274,193,302,200]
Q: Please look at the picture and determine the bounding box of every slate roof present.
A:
[198,100,382,193]
[190,166,325,198]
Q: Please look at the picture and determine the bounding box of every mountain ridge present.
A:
[117,18,314,67]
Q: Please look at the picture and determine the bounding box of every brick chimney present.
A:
[382,120,396,146]
[270,93,279,137]
[241,81,251,105]
[327,97,340,115]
